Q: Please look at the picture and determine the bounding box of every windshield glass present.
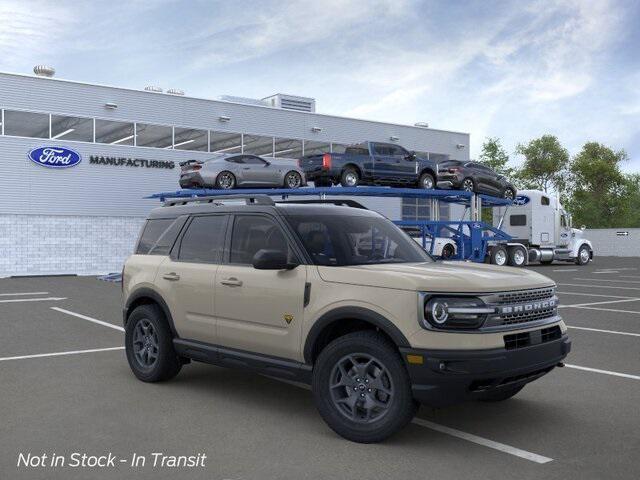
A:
[285,214,433,266]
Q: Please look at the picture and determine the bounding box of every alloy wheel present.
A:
[286,172,302,188]
[132,319,159,368]
[462,179,474,192]
[218,172,235,189]
[345,172,358,187]
[580,247,590,263]
[422,176,434,189]
[504,189,515,200]
[329,353,394,423]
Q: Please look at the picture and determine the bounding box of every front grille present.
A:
[496,287,555,305]
[500,307,557,325]
[504,325,562,350]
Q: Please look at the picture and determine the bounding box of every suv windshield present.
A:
[285,214,432,266]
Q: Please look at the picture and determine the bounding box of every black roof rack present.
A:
[277,199,368,209]
[163,194,275,207]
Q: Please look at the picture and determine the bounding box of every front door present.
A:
[558,211,571,247]
[214,214,307,361]
[240,155,278,185]
[155,214,228,344]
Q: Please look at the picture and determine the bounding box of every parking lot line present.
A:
[0,296,67,303]
[51,307,125,332]
[553,269,578,272]
[558,283,640,291]
[567,326,640,337]
[268,376,553,464]
[566,305,640,315]
[411,418,553,464]
[557,291,638,299]
[572,278,640,284]
[0,346,124,362]
[559,298,640,309]
[565,364,640,381]
[0,291,49,296]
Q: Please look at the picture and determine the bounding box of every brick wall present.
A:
[0,215,145,277]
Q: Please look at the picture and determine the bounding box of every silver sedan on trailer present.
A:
[179,154,307,189]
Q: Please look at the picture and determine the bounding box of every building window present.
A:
[331,143,348,154]
[3,110,49,138]
[95,119,134,145]
[303,140,330,156]
[173,127,208,151]
[210,131,242,154]
[50,114,93,142]
[136,123,173,149]
[243,134,274,156]
[402,198,431,221]
[274,138,303,158]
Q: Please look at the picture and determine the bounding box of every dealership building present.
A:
[0,68,470,277]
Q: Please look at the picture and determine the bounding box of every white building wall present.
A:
[584,228,640,257]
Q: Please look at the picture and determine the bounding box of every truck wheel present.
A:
[441,243,455,259]
[312,331,417,443]
[340,168,360,187]
[418,172,435,189]
[476,385,524,402]
[575,245,591,265]
[490,246,508,266]
[125,304,182,383]
[507,246,527,267]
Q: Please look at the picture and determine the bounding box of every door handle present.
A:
[243,167,251,170]
[162,272,180,281]
[220,277,243,287]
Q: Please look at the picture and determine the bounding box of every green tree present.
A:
[478,137,514,177]
[566,142,635,228]
[515,135,569,193]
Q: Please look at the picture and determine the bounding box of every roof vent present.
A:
[167,88,185,96]
[414,122,429,128]
[33,65,55,77]
[144,85,163,93]
[262,94,316,113]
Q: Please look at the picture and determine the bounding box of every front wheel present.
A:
[284,171,303,189]
[312,331,417,443]
[575,244,591,265]
[418,172,435,189]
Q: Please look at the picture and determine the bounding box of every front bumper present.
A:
[400,334,571,407]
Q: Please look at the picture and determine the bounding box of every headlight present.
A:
[422,296,494,330]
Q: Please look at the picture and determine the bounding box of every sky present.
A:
[1,0,639,171]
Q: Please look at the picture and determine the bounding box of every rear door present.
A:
[214,213,307,360]
[156,214,228,344]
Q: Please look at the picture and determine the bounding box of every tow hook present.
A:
[557,362,565,368]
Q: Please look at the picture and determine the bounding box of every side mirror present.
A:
[264,161,271,167]
[581,225,586,231]
[405,151,416,161]
[252,249,297,270]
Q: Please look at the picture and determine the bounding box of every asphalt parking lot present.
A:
[1,257,639,480]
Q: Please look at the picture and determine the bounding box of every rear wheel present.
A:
[462,178,475,192]
[503,187,516,200]
[215,171,236,189]
[441,243,455,259]
[340,168,360,187]
[490,246,508,266]
[507,246,527,267]
[125,304,182,383]
[284,171,303,189]
[477,385,524,402]
[312,331,417,443]
[418,172,435,189]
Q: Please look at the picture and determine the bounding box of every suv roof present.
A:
[147,199,380,220]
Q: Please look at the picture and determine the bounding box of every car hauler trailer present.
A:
[491,189,593,266]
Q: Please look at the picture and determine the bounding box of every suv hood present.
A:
[317,261,554,293]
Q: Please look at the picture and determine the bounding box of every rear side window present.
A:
[136,219,174,254]
[230,215,290,264]
[345,146,369,155]
[178,215,227,263]
[510,215,527,226]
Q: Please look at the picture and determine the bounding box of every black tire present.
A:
[461,177,475,192]
[476,385,524,402]
[490,245,508,266]
[575,244,591,265]
[340,167,360,187]
[507,246,527,267]
[441,243,455,259]
[284,170,303,189]
[215,171,236,189]
[418,172,435,189]
[503,187,516,200]
[312,331,417,443]
[125,304,182,383]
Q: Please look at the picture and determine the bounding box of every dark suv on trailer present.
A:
[437,160,516,199]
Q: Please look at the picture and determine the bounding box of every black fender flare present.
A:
[303,306,410,363]
[123,287,179,337]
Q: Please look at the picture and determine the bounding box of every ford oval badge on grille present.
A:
[28,146,82,169]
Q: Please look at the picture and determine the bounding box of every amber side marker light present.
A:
[406,354,424,365]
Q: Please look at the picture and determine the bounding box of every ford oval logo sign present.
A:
[28,146,82,169]
[513,195,530,206]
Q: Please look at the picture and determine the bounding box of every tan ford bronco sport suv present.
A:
[123,194,570,443]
